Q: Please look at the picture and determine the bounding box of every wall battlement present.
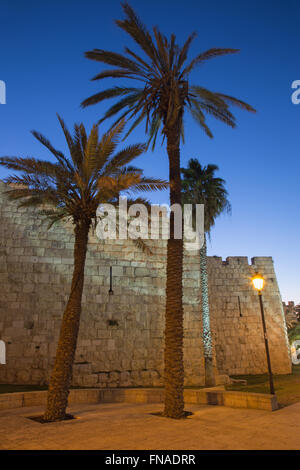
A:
[0,182,291,387]
[209,256,274,267]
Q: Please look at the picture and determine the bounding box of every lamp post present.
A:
[252,274,275,395]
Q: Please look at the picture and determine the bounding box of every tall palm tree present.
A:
[181,159,231,387]
[81,2,255,418]
[0,116,167,422]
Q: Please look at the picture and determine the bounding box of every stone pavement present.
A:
[0,402,299,450]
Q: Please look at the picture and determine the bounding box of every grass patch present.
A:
[225,365,300,406]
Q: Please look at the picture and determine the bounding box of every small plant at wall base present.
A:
[181,159,231,387]
[82,2,255,419]
[0,117,167,422]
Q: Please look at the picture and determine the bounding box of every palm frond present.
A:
[103,143,146,175]
[183,48,239,75]
[3,182,60,208]
[122,111,146,141]
[31,131,70,170]
[0,114,167,232]
[132,236,152,256]
[84,49,144,75]
[83,124,99,179]
[71,123,86,169]
[98,119,126,166]
[0,156,59,179]
[189,86,229,109]
[191,100,236,128]
[81,87,139,108]
[99,90,143,124]
[146,115,162,151]
[39,208,71,229]
[116,2,159,65]
[215,93,256,113]
[153,27,169,72]
[124,47,153,72]
[189,106,213,138]
[56,114,74,155]
[128,176,169,193]
[83,4,254,151]
[177,32,197,69]
[91,69,145,82]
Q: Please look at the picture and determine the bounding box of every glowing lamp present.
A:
[252,274,264,291]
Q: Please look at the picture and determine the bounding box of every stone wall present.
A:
[0,182,291,386]
[208,256,291,376]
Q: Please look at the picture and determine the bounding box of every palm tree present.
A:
[181,159,231,387]
[0,116,167,422]
[81,2,255,418]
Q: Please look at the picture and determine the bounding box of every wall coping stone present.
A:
[0,387,278,412]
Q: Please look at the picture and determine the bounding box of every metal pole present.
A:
[258,291,275,395]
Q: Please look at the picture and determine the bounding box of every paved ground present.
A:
[0,402,299,450]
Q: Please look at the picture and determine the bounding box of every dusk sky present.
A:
[1,0,299,303]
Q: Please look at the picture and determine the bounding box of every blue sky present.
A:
[1,0,299,303]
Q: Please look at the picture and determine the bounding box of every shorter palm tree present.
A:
[181,159,230,386]
[0,117,168,421]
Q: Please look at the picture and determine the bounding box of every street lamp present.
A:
[251,273,275,395]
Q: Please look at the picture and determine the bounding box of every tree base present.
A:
[205,356,216,387]
[154,410,193,419]
[29,413,75,424]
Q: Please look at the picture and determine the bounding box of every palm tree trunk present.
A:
[200,235,215,387]
[163,124,185,419]
[44,220,90,422]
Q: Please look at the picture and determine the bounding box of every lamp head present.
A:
[252,273,264,291]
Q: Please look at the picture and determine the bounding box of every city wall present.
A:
[0,182,291,387]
